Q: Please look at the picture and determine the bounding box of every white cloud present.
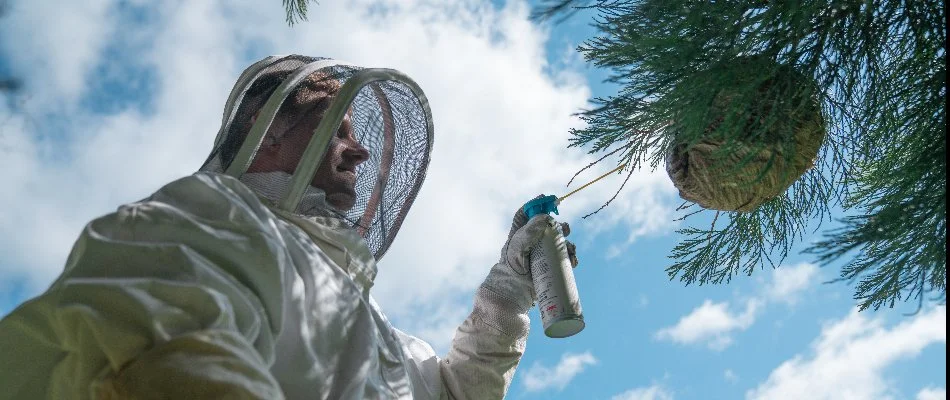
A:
[766,262,819,305]
[724,369,739,383]
[655,299,761,351]
[0,0,115,102]
[383,296,471,353]
[746,306,946,400]
[0,0,677,351]
[522,351,597,392]
[611,384,674,400]
[917,387,947,400]
[594,169,679,260]
[656,262,821,351]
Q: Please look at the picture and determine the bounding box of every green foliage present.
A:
[282,0,316,26]
[536,0,946,311]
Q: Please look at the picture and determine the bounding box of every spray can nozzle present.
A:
[523,195,560,219]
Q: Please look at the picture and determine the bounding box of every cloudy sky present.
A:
[0,0,945,399]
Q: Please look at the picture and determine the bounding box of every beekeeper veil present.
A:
[200,55,434,261]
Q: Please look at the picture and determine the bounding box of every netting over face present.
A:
[200,55,434,260]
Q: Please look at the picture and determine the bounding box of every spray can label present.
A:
[530,220,585,338]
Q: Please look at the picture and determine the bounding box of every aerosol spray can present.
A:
[523,195,585,338]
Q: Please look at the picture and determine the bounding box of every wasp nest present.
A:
[665,57,826,212]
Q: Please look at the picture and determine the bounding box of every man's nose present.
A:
[343,139,370,165]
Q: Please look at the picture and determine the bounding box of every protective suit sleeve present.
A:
[433,214,553,399]
[391,260,532,400]
[436,261,534,400]
[0,173,291,400]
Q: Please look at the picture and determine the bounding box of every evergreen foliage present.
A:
[282,0,316,26]
[533,0,946,311]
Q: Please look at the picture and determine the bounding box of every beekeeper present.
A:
[0,55,576,399]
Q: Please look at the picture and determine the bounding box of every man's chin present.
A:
[325,192,356,212]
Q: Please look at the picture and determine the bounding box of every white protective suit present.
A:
[0,55,551,399]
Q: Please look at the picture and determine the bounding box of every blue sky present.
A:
[0,1,945,399]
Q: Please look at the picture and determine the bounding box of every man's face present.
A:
[248,91,370,211]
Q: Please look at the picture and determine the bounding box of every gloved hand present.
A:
[473,197,579,337]
[503,207,579,276]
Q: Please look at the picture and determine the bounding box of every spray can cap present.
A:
[523,195,560,219]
